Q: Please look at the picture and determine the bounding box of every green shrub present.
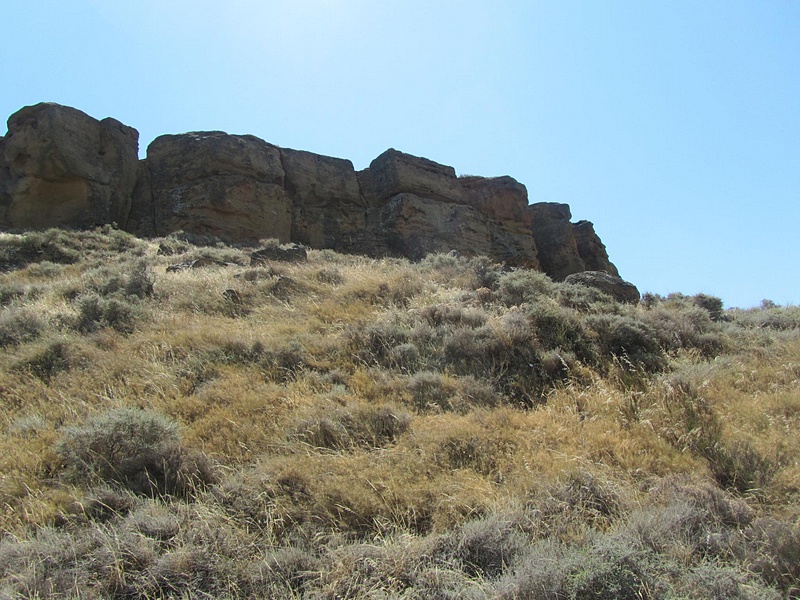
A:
[16,340,71,381]
[745,518,800,593]
[0,229,81,270]
[497,269,557,306]
[437,513,528,578]
[587,314,666,372]
[420,303,488,328]
[500,536,651,600]
[692,293,725,322]
[0,308,44,346]
[556,282,615,312]
[470,256,503,289]
[705,440,779,495]
[294,405,411,450]
[56,408,216,497]
[526,301,596,362]
[74,293,142,333]
[407,371,456,411]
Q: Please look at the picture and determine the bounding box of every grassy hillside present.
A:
[0,227,798,599]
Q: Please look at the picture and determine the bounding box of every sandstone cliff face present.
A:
[572,220,619,277]
[2,103,138,229]
[527,202,585,280]
[360,150,539,268]
[1,102,626,284]
[0,136,11,228]
[137,132,291,244]
[280,147,366,252]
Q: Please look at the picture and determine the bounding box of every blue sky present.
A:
[2,1,798,308]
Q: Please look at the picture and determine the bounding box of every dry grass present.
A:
[0,228,798,598]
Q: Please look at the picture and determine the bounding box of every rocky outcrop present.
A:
[564,271,640,304]
[2,103,138,229]
[0,136,11,228]
[136,132,291,244]
[360,150,539,267]
[280,148,366,252]
[359,149,462,206]
[572,220,619,277]
[251,243,308,264]
[1,102,627,283]
[527,203,585,280]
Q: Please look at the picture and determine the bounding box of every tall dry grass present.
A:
[0,228,798,598]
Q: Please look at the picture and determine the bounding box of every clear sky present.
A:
[2,1,798,308]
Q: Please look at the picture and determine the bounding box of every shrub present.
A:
[705,440,779,495]
[0,308,44,346]
[74,293,141,333]
[497,269,556,306]
[294,405,411,450]
[56,408,216,497]
[470,256,502,289]
[16,340,70,381]
[407,371,456,411]
[526,301,596,361]
[500,535,650,600]
[587,313,666,372]
[437,513,528,578]
[745,518,800,593]
[0,229,81,270]
[556,282,615,312]
[420,303,488,328]
[692,293,725,322]
[386,342,421,372]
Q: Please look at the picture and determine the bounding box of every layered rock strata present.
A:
[2,102,624,282]
[1,103,138,229]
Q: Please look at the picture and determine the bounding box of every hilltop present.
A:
[0,227,798,598]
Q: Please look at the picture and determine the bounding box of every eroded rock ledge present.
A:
[1,102,622,282]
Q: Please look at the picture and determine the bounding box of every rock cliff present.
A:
[1,103,139,230]
[1,102,627,284]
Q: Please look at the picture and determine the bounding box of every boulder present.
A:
[359,148,463,206]
[564,271,640,304]
[2,103,139,229]
[251,243,308,264]
[280,147,366,251]
[141,132,291,243]
[572,220,619,277]
[166,257,232,272]
[527,202,585,280]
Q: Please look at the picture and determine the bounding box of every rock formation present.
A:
[1,103,138,230]
[572,220,619,277]
[564,271,640,304]
[527,202,586,280]
[131,132,291,244]
[0,136,11,228]
[1,102,628,284]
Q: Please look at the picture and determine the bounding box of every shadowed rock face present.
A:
[280,147,366,252]
[2,103,139,229]
[1,102,625,282]
[0,136,10,228]
[572,220,619,277]
[527,202,585,280]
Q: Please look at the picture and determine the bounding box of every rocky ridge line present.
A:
[0,102,629,290]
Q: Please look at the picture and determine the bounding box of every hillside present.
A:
[0,227,799,598]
